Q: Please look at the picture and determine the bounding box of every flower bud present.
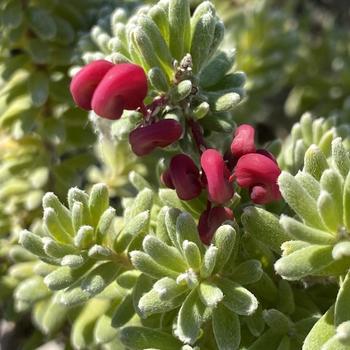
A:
[231,124,256,158]
[234,153,282,204]
[70,60,114,110]
[198,206,233,245]
[129,119,182,156]
[91,63,148,120]
[163,154,202,200]
[201,149,234,204]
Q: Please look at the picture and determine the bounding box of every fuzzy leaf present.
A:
[275,244,334,280]
[278,171,326,230]
[111,293,135,328]
[318,191,340,233]
[213,225,236,273]
[119,327,182,350]
[129,188,154,218]
[168,0,191,60]
[303,145,329,181]
[280,215,335,245]
[19,230,46,258]
[332,138,350,178]
[248,329,284,350]
[242,207,289,254]
[143,235,187,272]
[138,288,184,318]
[263,309,290,334]
[200,245,218,278]
[153,277,188,300]
[165,207,182,249]
[44,208,72,244]
[176,212,203,252]
[295,171,321,200]
[74,225,94,249]
[183,240,202,270]
[198,281,223,307]
[88,183,109,226]
[130,251,178,279]
[335,271,350,327]
[213,303,240,350]
[94,314,118,345]
[218,278,258,316]
[302,306,335,350]
[176,288,205,344]
[343,171,350,231]
[230,260,263,285]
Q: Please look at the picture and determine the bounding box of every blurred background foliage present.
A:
[1,0,350,348]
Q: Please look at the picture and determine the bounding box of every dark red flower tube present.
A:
[234,153,282,204]
[231,124,256,158]
[198,206,234,245]
[163,154,202,200]
[201,149,234,204]
[129,119,182,156]
[91,63,148,120]
[70,60,114,110]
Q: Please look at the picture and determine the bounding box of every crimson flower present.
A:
[234,152,281,204]
[70,60,114,110]
[201,149,234,204]
[162,154,202,200]
[91,63,148,120]
[198,206,234,245]
[70,61,148,120]
[129,119,182,156]
[231,124,256,158]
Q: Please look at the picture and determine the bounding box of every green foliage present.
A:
[278,112,350,173]
[2,0,350,349]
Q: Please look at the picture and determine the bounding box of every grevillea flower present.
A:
[198,206,234,245]
[162,154,202,200]
[231,124,256,158]
[91,63,148,120]
[70,60,114,110]
[129,119,182,156]
[201,149,234,204]
[234,152,282,204]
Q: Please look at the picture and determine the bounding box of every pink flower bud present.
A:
[70,60,114,110]
[163,154,202,200]
[129,119,182,156]
[91,63,148,120]
[231,124,256,158]
[198,206,234,245]
[234,153,282,204]
[201,149,234,204]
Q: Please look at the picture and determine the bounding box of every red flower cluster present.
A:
[232,125,282,205]
[162,124,281,244]
[70,60,182,156]
[70,62,281,244]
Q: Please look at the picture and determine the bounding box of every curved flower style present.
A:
[70,61,148,120]
[231,124,256,158]
[198,206,234,245]
[91,63,148,120]
[234,152,281,204]
[129,119,182,156]
[70,60,114,110]
[162,154,202,200]
[201,149,234,204]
